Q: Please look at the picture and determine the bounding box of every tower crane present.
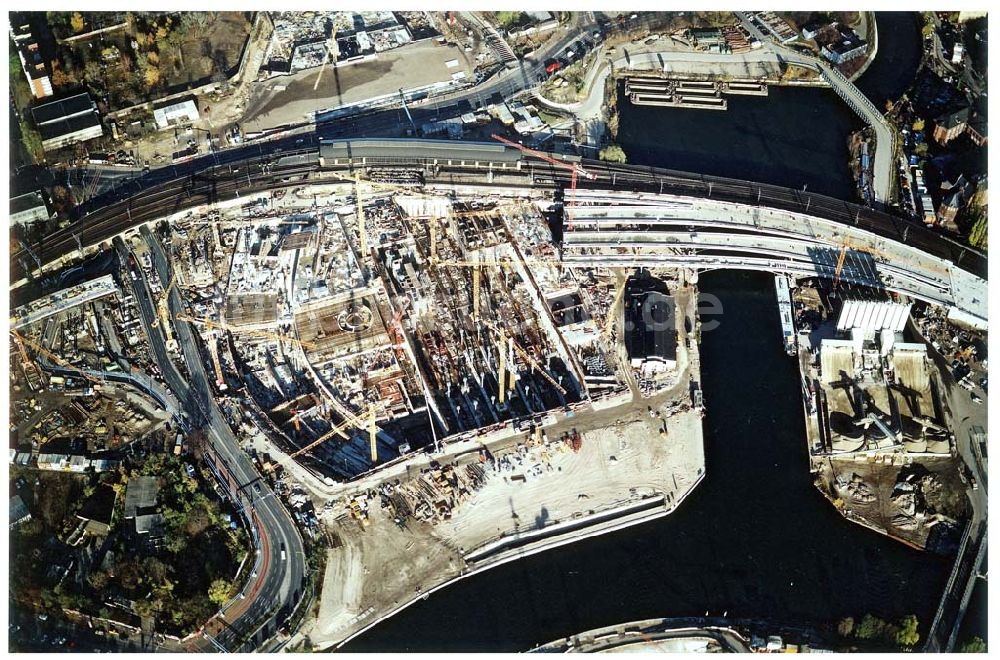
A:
[282,407,377,465]
[10,329,102,386]
[155,271,177,330]
[10,330,43,389]
[602,269,628,339]
[490,133,594,208]
[485,321,567,397]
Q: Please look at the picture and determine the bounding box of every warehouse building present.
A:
[31,92,104,152]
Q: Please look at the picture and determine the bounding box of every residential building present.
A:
[31,93,104,152]
[689,28,726,52]
[937,190,963,226]
[153,97,200,130]
[966,108,987,146]
[820,25,867,64]
[36,453,90,472]
[10,495,32,530]
[932,106,970,145]
[124,475,165,545]
[937,174,972,226]
[9,13,54,99]
[10,191,50,225]
[800,18,828,40]
[951,42,964,66]
[920,193,937,225]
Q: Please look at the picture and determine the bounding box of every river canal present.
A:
[344,12,974,652]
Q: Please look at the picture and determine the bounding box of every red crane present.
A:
[491,133,594,208]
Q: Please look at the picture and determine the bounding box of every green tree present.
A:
[207,578,231,606]
[958,637,986,653]
[495,11,526,29]
[837,616,855,637]
[895,614,920,648]
[599,143,627,163]
[967,205,987,249]
[88,570,109,590]
[855,613,886,640]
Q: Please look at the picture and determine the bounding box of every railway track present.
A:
[11,143,987,287]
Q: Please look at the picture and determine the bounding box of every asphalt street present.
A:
[138,226,307,652]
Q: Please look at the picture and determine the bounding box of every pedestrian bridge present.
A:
[562,190,987,329]
[734,12,896,206]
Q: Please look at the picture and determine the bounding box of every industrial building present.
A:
[153,97,200,130]
[10,191,51,226]
[810,299,951,456]
[9,12,54,99]
[625,273,679,379]
[30,92,104,152]
[124,476,166,546]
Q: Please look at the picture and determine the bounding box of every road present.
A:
[919,318,988,652]
[531,617,753,653]
[132,226,307,652]
[536,46,783,122]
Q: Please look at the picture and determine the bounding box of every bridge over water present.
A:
[562,189,987,328]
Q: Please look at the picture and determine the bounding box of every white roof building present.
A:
[153,98,200,130]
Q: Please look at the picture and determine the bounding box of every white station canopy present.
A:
[836,300,911,334]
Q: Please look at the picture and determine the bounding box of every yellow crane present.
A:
[155,271,177,330]
[313,26,338,91]
[284,408,376,463]
[472,252,481,320]
[207,333,227,391]
[602,270,628,339]
[355,172,368,263]
[497,333,509,404]
[10,329,102,386]
[368,402,378,463]
[10,330,42,389]
[486,321,567,397]
[832,245,849,291]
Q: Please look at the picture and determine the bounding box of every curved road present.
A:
[138,226,306,652]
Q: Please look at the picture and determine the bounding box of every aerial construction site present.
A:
[9,152,708,649]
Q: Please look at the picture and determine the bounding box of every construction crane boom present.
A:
[486,322,567,396]
[11,329,102,385]
[832,245,849,290]
[497,334,508,404]
[491,133,593,210]
[355,172,369,262]
[490,134,593,178]
[472,252,481,320]
[368,403,378,463]
[156,271,177,330]
[177,315,318,349]
[602,270,627,339]
[285,415,356,462]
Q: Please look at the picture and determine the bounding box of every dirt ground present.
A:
[303,401,704,649]
[241,39,474,132]
[818,454,968,548]
[163,13,253,88]
[443,409,704,553]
